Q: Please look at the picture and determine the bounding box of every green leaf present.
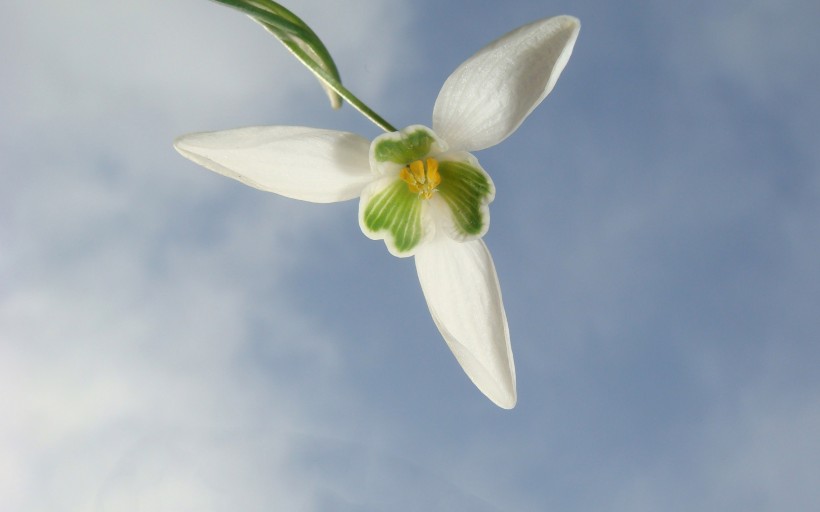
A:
[210,0,343,108]
[205,0,396,132]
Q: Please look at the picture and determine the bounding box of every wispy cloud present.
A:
[1,1,423,510]
[3,0,819,510]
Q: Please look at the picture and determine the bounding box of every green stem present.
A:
[208,0,397,133]
[279,40,397,132]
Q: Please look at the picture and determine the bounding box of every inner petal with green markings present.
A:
[359,126,495,257]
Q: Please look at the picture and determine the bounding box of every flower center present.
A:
[399,158,441,199]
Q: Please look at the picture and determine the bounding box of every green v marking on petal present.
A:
[436,161,493,236]
[373,129,436,165]
[363,180,424,253]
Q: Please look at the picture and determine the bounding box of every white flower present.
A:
[174,15,580,408]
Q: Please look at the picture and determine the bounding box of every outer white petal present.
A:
[415,237,516,408]
[174,126,372,203]
[433,16,580,152]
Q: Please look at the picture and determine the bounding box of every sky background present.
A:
[2,0,819,510]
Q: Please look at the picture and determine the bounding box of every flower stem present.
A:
[278,40,398,133]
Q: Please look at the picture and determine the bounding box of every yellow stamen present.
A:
[400,158,441,199]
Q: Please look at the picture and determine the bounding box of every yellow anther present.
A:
[400,158,441,199]
[409,160,425,182]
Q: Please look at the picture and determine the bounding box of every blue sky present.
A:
[2,0,819,510]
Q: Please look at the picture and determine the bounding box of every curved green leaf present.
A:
[206,0,396,131]
[210,0,342,108]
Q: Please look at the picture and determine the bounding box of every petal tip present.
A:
[556,14,581,29]
[172,133,194,153]
[494,389,517,410]
[475,366,517,409]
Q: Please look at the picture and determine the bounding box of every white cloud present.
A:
[4,1,820,510]
[1,1,416,510]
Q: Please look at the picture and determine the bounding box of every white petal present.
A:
[433,16,580,152]
[174,126,372,203]
[415,237,516,408]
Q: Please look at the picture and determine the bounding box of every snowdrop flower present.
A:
[175,15,579,408]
